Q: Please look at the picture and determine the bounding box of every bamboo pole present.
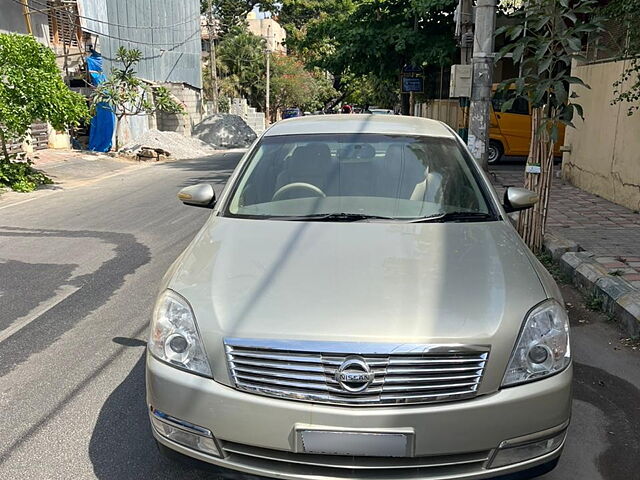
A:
[518,107,555,252]
[21,0,33,35]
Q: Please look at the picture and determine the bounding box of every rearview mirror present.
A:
[503,187,538,213]
[178,183,216,209]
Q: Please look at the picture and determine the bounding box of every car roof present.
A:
[263,114,456,139]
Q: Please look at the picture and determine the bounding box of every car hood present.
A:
[168,217,547,390]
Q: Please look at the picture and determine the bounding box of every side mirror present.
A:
[178,183,216,209]
[503,187,538,213]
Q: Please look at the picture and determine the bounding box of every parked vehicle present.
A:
[368,107,394,114]
[283,107,303,119]
[489,88,565,164]
[148,115,571,480]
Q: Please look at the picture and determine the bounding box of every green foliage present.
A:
[585,293,604,312]
[213,27,336,113]
[536,251,572,284]
[275,0,456,109]
[495,0,604,141]
[269,55,337,113]
[606,0,640,115]
[344,74,399,108]
[0,33,88,180]
[92,47,184,148]
[201,0,277,34]
[216,28,267,106]
[0,156,53,193]
[92,47,184,120]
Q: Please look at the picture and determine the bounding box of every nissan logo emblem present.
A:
[335,357,374,392]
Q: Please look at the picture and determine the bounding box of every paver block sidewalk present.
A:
[490,166,640,337]
[490,167,640,258]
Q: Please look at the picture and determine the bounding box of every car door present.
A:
[491,93,532,156]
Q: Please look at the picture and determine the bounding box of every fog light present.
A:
[489,430,566,468]
[150,407,221,457]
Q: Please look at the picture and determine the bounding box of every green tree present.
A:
[496,0,603,252]
[201,0,278,34]
[606,0,640,115]
[216,27,267,107]
[269,54,337,116]
[0,33,88,192]
[276,0,456,111]
[91,47,184,150]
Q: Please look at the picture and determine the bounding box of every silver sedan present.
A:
[147,114,571,480]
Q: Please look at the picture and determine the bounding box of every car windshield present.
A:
[225,134,493,221]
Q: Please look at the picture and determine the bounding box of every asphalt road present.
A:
[0,153,639,480]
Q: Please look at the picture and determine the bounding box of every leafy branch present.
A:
[0,33,88,192]
[606,0,640,115]
[495,0,604,142]
[91,47,185,149]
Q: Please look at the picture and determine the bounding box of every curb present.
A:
[543,233,640,337]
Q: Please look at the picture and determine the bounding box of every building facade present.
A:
[246,12,286,54]
[0,0,49,45]
[562,58,640,212]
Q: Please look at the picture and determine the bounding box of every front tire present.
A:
[488,140,504,164]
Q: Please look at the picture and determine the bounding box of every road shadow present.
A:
[88,353,261,480]
[0,227,151,377]
[0,259,76,331]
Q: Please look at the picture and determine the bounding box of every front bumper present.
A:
[146,353,572,479]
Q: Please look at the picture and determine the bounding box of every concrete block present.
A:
[574,261,609,294]
[595,276,635,301]
[614,293,640,337]
[544,233,580,262]
[559,252,586,280]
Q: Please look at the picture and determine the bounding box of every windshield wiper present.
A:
[409,212,495,223]
[275,213,397,222]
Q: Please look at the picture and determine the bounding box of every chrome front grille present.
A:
[224,339,489,406]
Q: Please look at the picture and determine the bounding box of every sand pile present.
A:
[192,114,256,148]
[120,130,218,160]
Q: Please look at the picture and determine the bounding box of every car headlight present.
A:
[502,299,570,387]
[149,290,212,377]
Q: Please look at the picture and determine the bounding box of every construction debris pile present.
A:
[192,114,257,149]
[119,130,218,161]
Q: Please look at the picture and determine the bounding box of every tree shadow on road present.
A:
[0,227,151,378]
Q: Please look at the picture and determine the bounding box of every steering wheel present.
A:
[271,182,326,202]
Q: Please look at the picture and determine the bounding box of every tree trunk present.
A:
[115,115,125,151]
[517,107,555,253]
[0,128,10,164]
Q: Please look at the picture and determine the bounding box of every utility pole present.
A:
[265,47,271,126]
[457,0,473,65]
[265,25,272,126]
[467,0,497,171]
[207,1,219,114]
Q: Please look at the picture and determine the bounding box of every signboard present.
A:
[401,77,424,93]
[402,64,424,74]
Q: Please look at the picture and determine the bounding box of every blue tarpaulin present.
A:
[87,52,115,152]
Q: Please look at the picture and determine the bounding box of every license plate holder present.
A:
[297,428,414,457]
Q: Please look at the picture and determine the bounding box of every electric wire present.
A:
[26,0,202,31]
[9,0,201,47]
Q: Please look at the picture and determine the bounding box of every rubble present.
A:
[192,114,257,148]
[119,130,218,160]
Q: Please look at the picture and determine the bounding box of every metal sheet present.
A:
[99,0,201,89]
